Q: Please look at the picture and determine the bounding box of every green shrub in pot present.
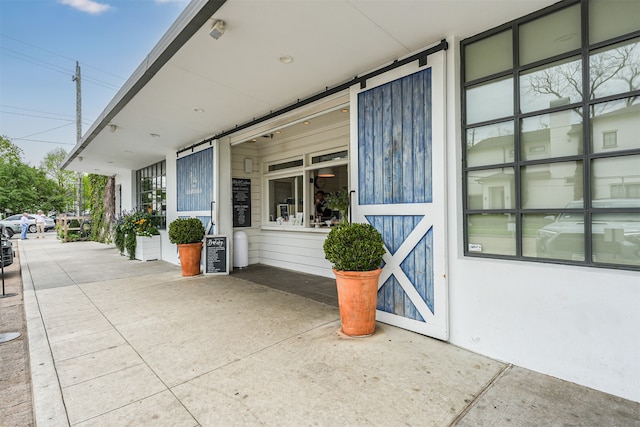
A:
[323,222,385,272]
[168,217,205,245]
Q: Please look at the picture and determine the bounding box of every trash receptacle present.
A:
[233,231,249,268]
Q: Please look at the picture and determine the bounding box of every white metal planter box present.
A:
[135,235,161,261]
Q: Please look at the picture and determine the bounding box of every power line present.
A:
[11,138,75,145]
[0,33,127,81]
[1,48,121,91]
[0,110,86,123]
[0,105,76,120]
[18,122,76,140]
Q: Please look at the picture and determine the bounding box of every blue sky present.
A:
[0,0,188,166]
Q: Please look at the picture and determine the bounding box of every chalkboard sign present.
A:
[232,178,251,227]
[205,235,228,274]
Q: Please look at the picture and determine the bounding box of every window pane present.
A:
[590,0,640,44]
[268,159,303,172]
[519,4,581,66]
[522,161,583,209]
[465,30,513,82]
[527,212,585,261]
[590,40,640,100]
[466,78,513,124]
[521,108,583,161]
[522,213,555,257]
[592,155,640,203]
[591,98,640,154]
[520,57,582,114]
[592,212,640,267]
[467,214,516,256]
[466,121,514,167]
[268,175,304,223]
[311,150,348,164]
[466,167,515,210]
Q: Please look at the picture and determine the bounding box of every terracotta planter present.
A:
[177,242,202,276]
[333,268,382,337]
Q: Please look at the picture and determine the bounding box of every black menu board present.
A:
[232,178,251,227]
[205,235,227,274]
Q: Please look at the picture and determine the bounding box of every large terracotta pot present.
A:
[333,268,382,337]
[177,242,202,276]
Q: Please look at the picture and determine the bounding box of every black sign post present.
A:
[205,235,228,275]
[232,178,251,227]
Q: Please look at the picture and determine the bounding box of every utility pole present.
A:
[72,61,82,216]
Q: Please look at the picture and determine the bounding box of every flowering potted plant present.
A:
[114,211,160,260]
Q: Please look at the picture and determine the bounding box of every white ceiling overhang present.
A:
[63,0,558,175]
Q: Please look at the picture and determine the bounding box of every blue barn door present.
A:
[350,51,448,340]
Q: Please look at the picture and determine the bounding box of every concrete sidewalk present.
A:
[18,237,639,426]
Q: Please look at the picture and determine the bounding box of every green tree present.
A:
[0,136,67,215]
[40,148,76,212]
[0,135,23,165]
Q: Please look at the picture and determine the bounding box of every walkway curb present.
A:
[20,243,69,427]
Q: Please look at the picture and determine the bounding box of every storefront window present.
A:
[268,175,304,224]
[264,149,349,227]
[136,160,166,229]
[462,1,640,270]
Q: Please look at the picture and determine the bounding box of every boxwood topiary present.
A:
[168,217,205,245]
[323,222,386,272]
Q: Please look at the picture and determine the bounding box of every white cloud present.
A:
[59,0,111,14]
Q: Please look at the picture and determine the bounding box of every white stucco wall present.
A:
[114,171,135,213]
[161,149,179,266]
[444,37,640,403]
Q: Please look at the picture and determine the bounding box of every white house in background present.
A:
[62,0,640,402]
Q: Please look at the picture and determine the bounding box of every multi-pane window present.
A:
[265,150,349,227]
[136,161,166,229]
[462,0,640,269]
[602,131,617,148]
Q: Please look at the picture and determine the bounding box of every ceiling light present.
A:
[209,20,225,40]
[150,133,160,138]
[341,108,349,113]
[279,55,294,64]
[275,130,281,134]
[303,121,310,125]
[108,124,117,133]
[317,167,335,178]
[194,108,205,113]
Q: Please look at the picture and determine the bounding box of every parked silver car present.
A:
[0,214,55,237]
[536,199,640,265]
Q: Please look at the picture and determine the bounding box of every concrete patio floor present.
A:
[16,237,639,426]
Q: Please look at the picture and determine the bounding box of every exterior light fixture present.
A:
[209,20,225,40]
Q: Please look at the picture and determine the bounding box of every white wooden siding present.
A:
[230,115,348,277]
